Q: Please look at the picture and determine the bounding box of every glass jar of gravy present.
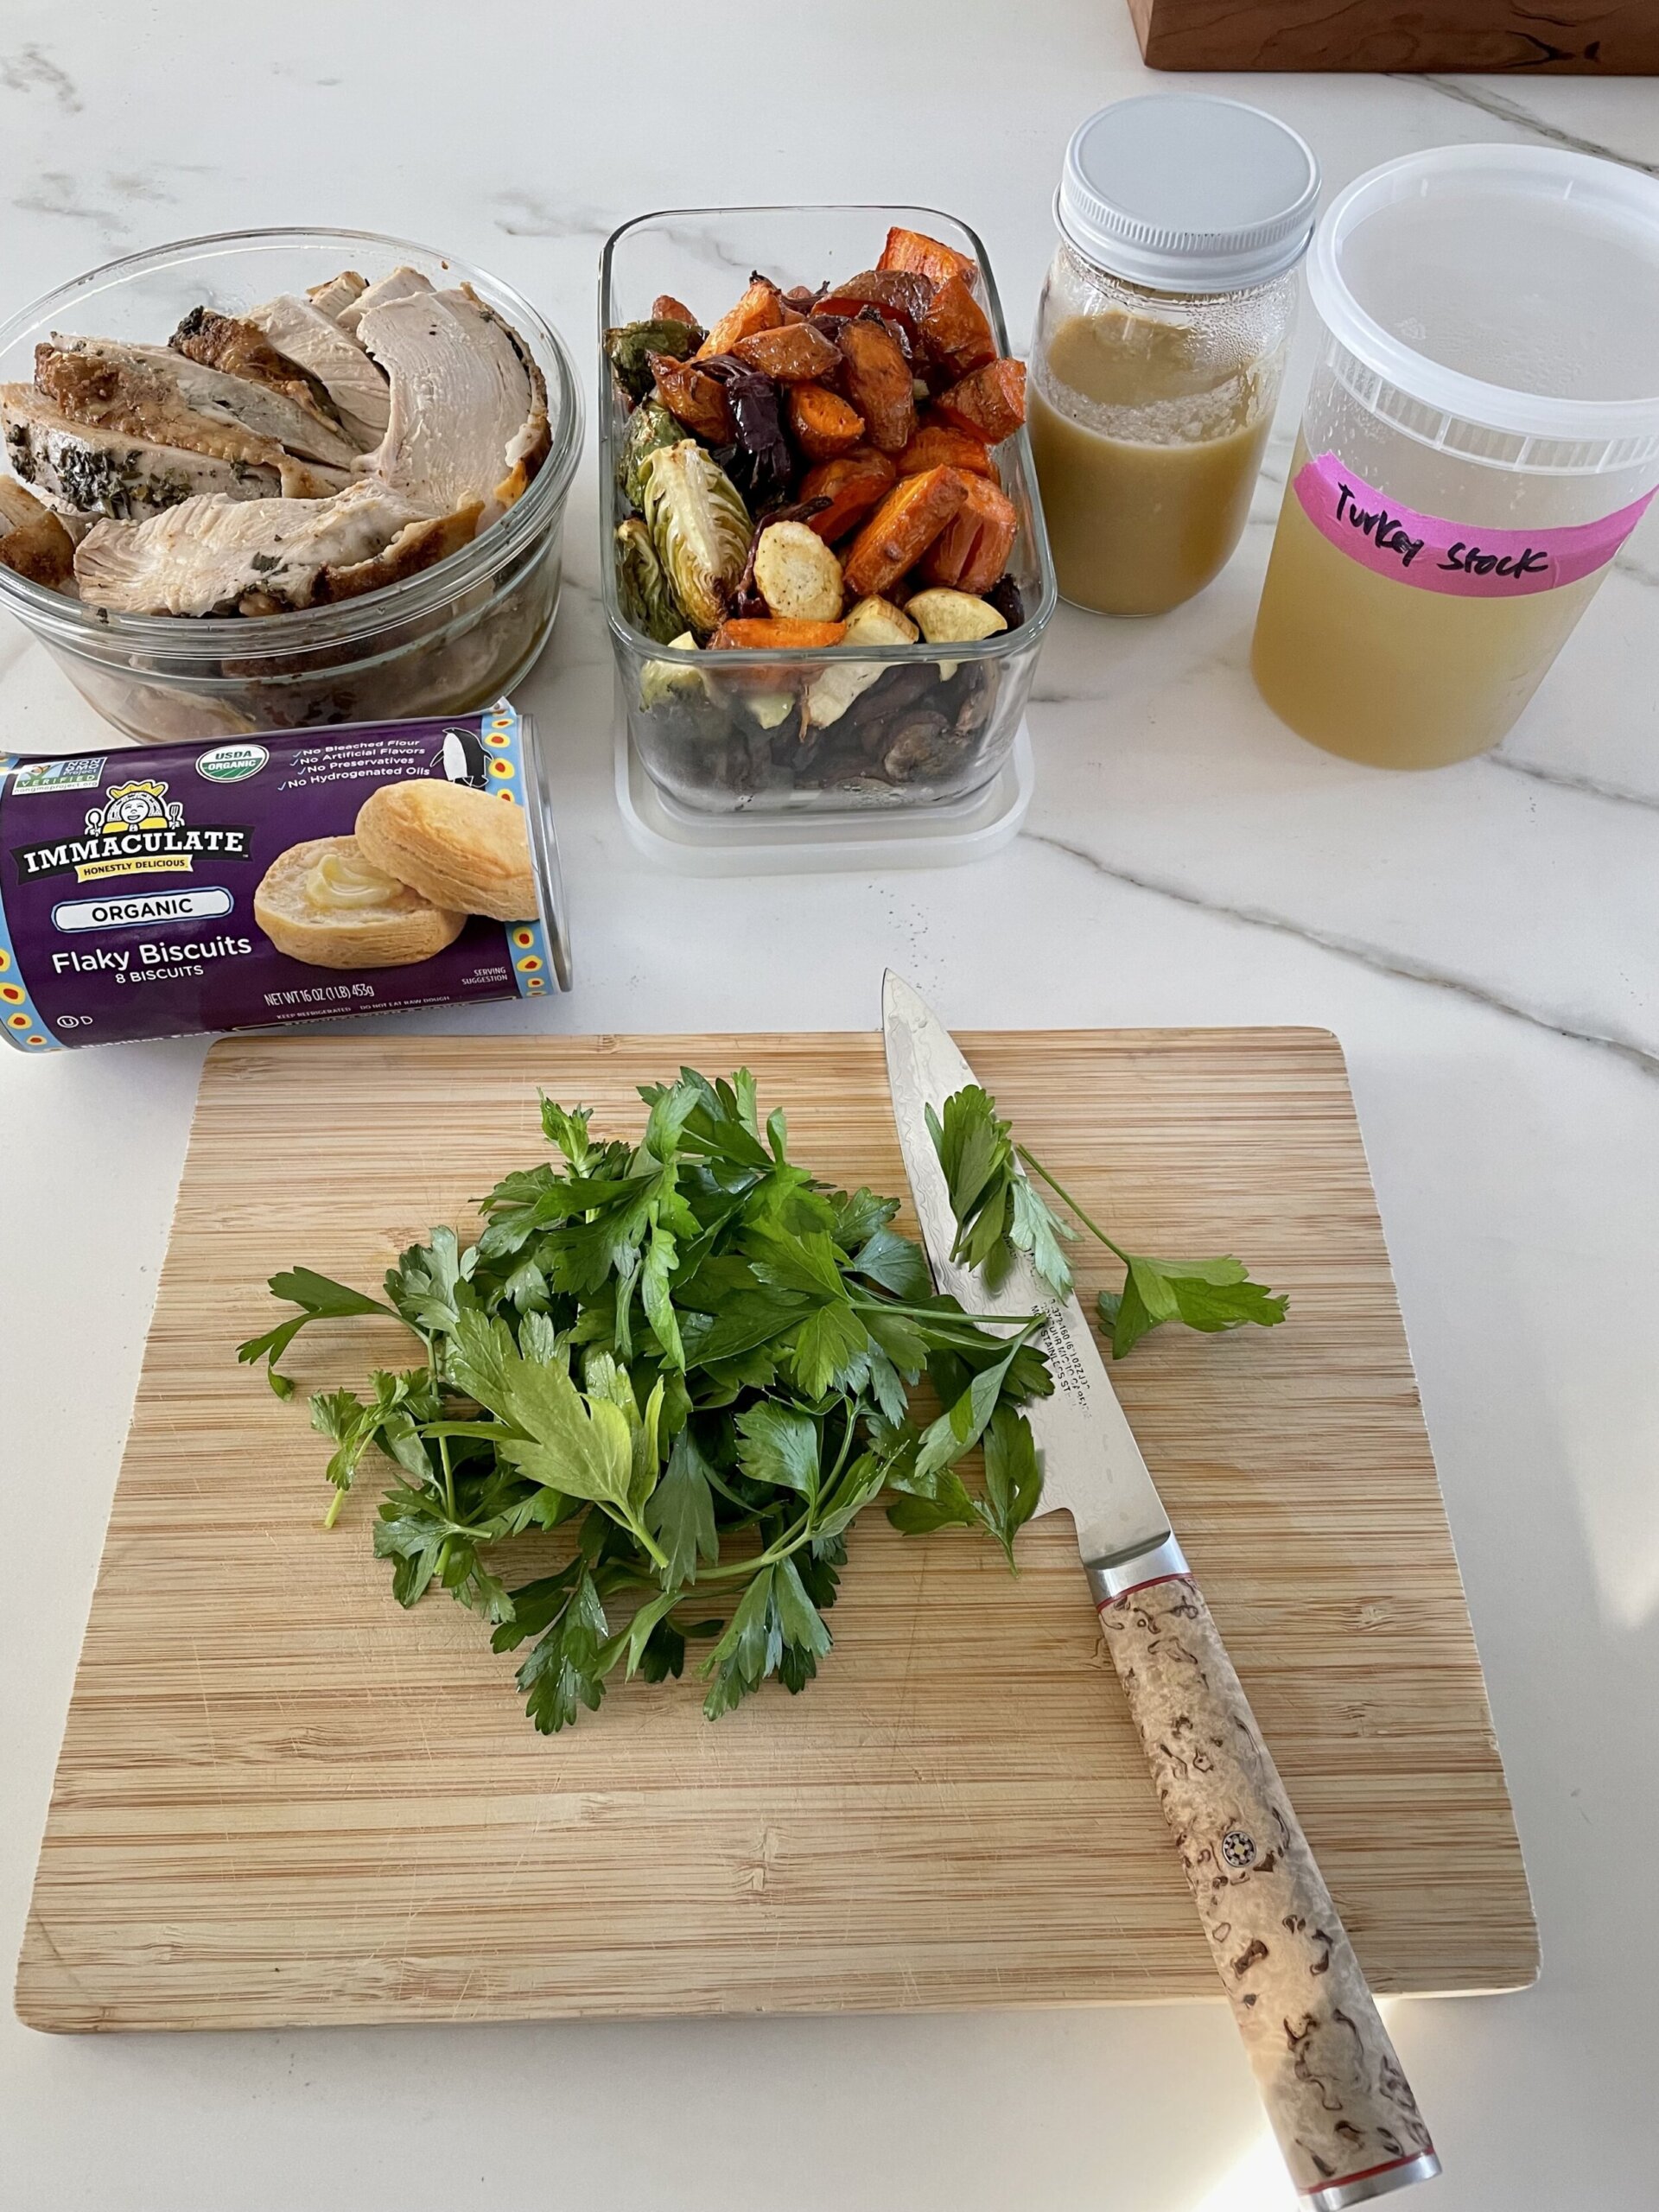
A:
[1029,97,1319,619]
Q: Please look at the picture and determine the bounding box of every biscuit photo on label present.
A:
[254,836,465,969]
[354,779,538,922]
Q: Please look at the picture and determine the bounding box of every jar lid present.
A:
[1058,96,1320,295]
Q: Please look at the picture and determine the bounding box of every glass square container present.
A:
[599,206,1055,817]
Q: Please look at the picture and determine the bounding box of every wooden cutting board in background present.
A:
[1127,0,1657,73]
[17,1030,1536,2032]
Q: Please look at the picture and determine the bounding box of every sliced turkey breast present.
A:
[246,295,391,450]
[308,270,368,323]
[336,265,433,338]
[73,479,452,616]
[3,386,285,518]
[357,283,548,521]
[168,309,359,465]
[32,340,352,499]
[0,476,77,589]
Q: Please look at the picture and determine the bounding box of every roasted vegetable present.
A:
[787,384,866,462]
[799,450,896,542]
[753,519,845,623]
[920,474,1019,594]
[905,585,1007,677]
[836,317,918,454]
[986,573,1025,629]
[639,631,702,710]
[804,594,918,728]
[934,358,1027,445]
[709,616,849,651]
[696,277,785,359]
[817,270,933,341]
[614,517,685,644]
[730,321,842,382]
[619,397,686,512]
[896,423,1000,481]
[920,276,996,380]
[607,317,702,403]
[639,439,751,639]
[841,466,969,599]
[879,226,979,291]
[651,294,700,327]
[699,358,793,507]
[651,352,736,443]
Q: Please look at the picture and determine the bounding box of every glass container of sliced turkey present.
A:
[0,228,582,741]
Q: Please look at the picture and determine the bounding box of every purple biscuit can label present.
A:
[0,702,568,1052]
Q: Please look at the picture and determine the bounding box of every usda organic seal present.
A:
[194,742,270,785]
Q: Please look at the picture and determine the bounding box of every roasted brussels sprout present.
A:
[619,399,686,513]
[639,439,750,639]
[614,517,684,645]
[606,317,702,404]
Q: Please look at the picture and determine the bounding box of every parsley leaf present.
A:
[929,1083,1287,1361]
[245,1064,1064,1734]
[237,1268,397,1396]
[926,1087,1074,1294]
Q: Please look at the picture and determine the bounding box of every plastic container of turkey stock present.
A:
[1251,144,1659,768]
[0,702,569,1052]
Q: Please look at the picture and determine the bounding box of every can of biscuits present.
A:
[0,701,569,1052]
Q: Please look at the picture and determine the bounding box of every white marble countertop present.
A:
[2,5,1655,2207]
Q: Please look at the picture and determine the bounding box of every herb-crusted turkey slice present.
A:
[41,334,359,471]
[356,284,549,523]
[32,340,353,499]
[74,479,445,616]
[245,295,391,450]
[2,385,285,519]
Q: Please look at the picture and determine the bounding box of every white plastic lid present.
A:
[1057,96,1319,296]
[1309,143,1659,448]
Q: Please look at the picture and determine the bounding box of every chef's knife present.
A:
[882,975,1439,2211]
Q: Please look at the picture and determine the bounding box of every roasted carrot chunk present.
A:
[841,466,969,599]
[836,317,917,455]
[817,270,933,340]
[921,275,996,380]
[919,474,1019,594]
[732,321,842,382]
[650,353,734,443]
[696,277,785,359]
[879,226,979,291]
[709,617,849,651]
[895,423,1000,482]
[788,385,867,464]
[799,450,897,542]
[934,358,1027,444]
[652,293,698,326]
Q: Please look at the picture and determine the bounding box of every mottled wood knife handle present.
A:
[1095,1566,1439,2209]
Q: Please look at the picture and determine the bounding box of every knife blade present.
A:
[882,969,1179,1586]
[880,975,1440,2212]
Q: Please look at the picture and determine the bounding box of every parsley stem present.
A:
[696,1516,814,1580]
[850,1296,1045,1326]
[1014,1147,1131,1266]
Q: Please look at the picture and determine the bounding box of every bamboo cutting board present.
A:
[18,1029,1536,2032]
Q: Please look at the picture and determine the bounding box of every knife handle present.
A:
[1094,1565,1439,2209]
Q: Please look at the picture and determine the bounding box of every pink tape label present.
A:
[1294,452,1654,598]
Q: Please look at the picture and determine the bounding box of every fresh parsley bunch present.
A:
[930,1084,1287,1358]
[239,1070,1052,1732]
